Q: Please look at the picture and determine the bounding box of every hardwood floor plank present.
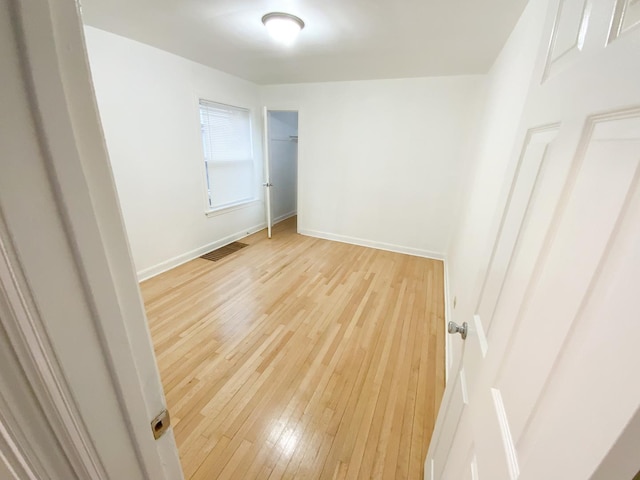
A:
[140,217,445,479]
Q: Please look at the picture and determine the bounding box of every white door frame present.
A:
[262,107,273,238]
[0,214,102,479]
[263,106,301,235]
[1,1,182,478]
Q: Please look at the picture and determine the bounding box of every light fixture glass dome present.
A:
[262,12,305,46]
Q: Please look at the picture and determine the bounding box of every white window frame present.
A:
[198,99,258,216]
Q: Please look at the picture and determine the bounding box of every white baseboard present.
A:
[137,222,267,282]
[297,228,446,261]
[443,258,451,383]
[272,210,297,225]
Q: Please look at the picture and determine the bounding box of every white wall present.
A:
[87,25,484,274]
[262,76,484,258]
[445,0,550,371]
[268,111,298,223]
[84,27,266,280]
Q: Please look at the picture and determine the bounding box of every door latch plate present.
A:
[151,409,170,440]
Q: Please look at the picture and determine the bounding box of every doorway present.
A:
[264,110,299,237]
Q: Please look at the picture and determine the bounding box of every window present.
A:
[199,99,255,211]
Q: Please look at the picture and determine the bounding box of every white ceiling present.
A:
[81,0,529,85]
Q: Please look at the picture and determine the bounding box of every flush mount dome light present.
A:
[262,12,305,45]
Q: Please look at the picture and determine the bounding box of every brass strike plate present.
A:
[151,409,170,440]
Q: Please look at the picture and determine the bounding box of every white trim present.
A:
[263,106,273,238]
[491,388,520,480]
[8,1,182,478]
[264,108,300,113]
[138,222,267,281]
[263,106,302,233]
[205,199,261,218]
[473,314,489,358]
[0,224,105,479]
[459,368,469,405]
[471,455,479,480]
[272,210,297,225]
[298,228,446,260]
[0,417,37,480]
[443,258,452,382]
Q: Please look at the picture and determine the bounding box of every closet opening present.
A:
[263,109,299,238]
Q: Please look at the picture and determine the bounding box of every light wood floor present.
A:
[141,217,445,479]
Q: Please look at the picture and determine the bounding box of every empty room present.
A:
[1,0,640,479]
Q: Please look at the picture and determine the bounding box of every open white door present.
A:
[427,0,640,478]
[263,107,273,238]
[1,1,182,479]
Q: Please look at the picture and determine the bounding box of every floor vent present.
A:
[200,242,248,262]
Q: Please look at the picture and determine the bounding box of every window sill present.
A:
[205,199,261,218]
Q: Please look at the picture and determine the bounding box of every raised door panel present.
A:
[517,126,640,479]
[441,443,479,480]
[426,0,640,477]
[609,0,640,42]
[470,386,517,480]
[475,126,559,337]
[468,110,640,480]
[544,0,592,79]
[428,367,469,480]
[492,110,640,452]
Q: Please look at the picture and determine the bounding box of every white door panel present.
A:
[544,0,591,79]
[429,367,468,480]
[467,455,479,480]
[473,387,518,480]
[475,126,559,336]
[441,440,479,480]
[427,0,640,477]
[462,316,487,401]
[609,0,640,40]
[495,111,640,442]
[519,164,640,479]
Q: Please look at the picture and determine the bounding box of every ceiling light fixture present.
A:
[262,12,305,46]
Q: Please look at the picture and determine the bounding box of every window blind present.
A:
[199,100,252,163]
[199,100,254,209]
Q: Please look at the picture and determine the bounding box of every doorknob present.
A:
[448,321,468,339]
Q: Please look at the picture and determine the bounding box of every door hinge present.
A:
[151,409,171,440]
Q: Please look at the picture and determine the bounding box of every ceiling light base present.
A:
[262,12,305,46]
